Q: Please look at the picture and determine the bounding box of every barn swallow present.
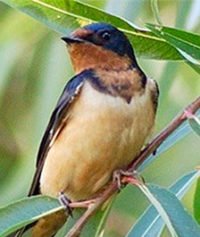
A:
[15,22,159,237]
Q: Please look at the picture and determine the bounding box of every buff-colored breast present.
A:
[40,80,155,201]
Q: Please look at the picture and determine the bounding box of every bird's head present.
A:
[62,23,139,74]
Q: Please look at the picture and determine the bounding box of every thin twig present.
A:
[66,96,200,237]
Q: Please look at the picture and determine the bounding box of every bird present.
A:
[15,22,159,237]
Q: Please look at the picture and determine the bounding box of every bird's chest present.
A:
[67,82,154,193]
[40,82,154,200]
[74,81,153,142]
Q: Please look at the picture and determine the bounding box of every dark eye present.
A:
[100,31,111,41]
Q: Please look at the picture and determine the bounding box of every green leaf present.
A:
[189,115,200,136]
[1,0,182,60]
[187,61,200,74]
[147,24,200,59]
[194,177,200,224]
[146,23,200,69]
[0,193,113,237]
[138,183,200,237]
[0,195,63,237]
[126,170,200,237]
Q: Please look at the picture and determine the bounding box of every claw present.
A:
[113,170,124,190]
[113,169,145,189]
[113,169,134,189]
[58,192,73,217]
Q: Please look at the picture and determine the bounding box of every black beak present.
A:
[61,36,83,44]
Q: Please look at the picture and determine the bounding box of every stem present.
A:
[151,0,163,25]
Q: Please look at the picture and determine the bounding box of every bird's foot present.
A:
[58,192,73,217]
[112,169,132,190]
[113,169,145,190]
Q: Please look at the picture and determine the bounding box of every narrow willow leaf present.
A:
[0,195,63,237]
[126,170,200,237]
[146,23,200,70]
[194,177,200,224]
[138,184,200,237]
[189,115,200,136]
[146,24,200,60]
[1,0,182,60]
[179,50,200,65]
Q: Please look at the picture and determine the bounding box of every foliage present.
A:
[0,0,199,236]
[127,171,200,237]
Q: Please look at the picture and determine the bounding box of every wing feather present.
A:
[28,70,93,196]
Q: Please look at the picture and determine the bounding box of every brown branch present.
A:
[66,96,200,237]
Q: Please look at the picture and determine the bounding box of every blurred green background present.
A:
[0,0,199,236]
